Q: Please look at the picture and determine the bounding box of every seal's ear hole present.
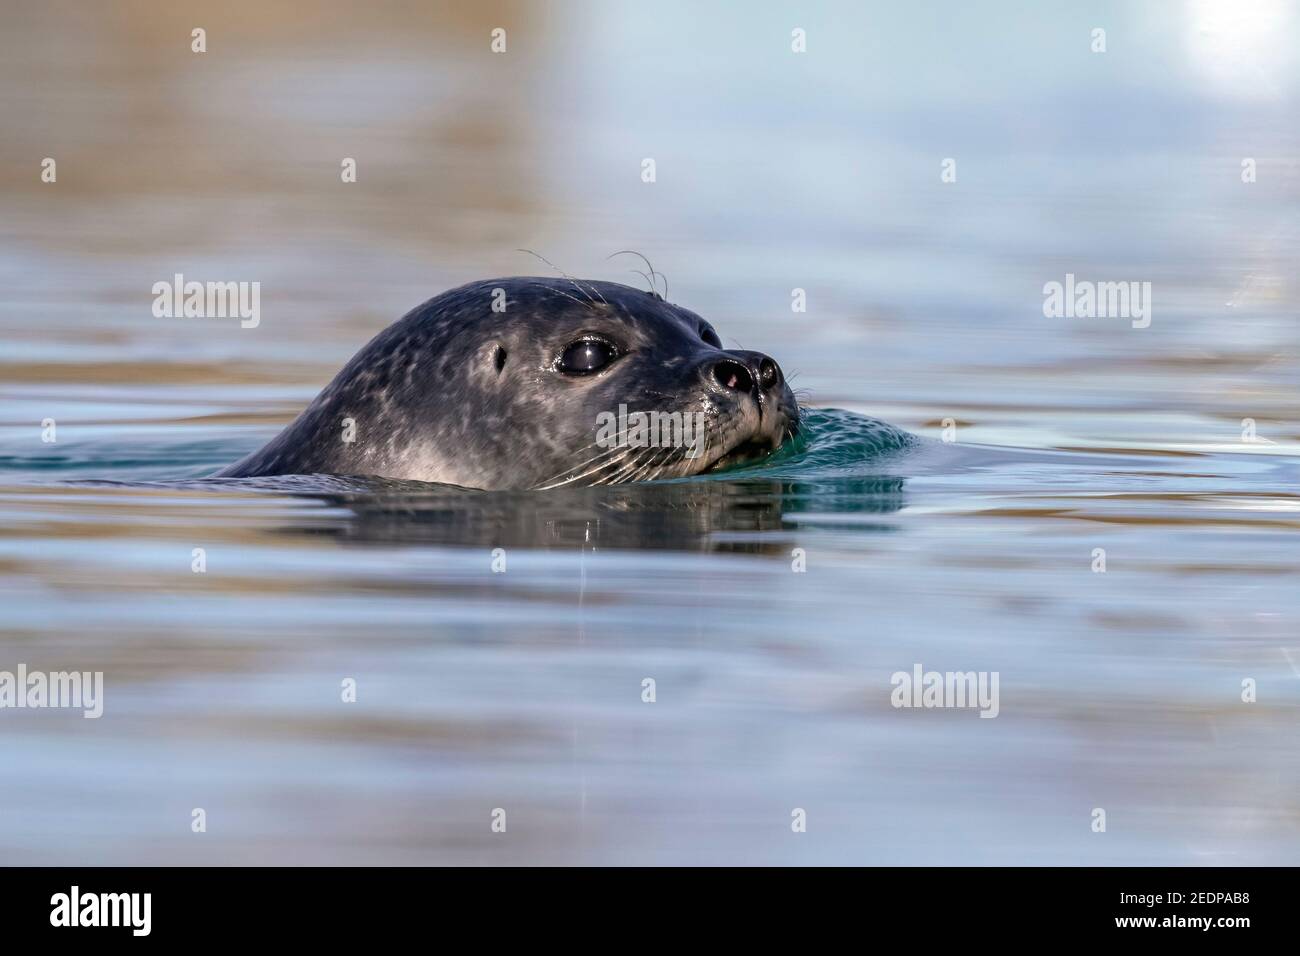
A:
[493,346,507,374]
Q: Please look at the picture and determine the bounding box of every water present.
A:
[1,1,1298,864]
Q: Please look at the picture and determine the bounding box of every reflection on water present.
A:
[234,408,915,550]
[1,1,1298,864]
[276,477,907,553]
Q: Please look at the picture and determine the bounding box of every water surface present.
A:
[1,0,1298,864]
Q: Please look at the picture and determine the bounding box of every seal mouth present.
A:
[702,415,800,474]
[703,435,780,473]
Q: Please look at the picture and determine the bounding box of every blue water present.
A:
[1,0,1298,864]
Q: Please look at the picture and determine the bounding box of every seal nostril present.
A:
[759,358,780,389]
[493,346,507,374]
[713,359,754,393]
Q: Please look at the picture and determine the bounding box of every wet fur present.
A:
[218,278,800,490]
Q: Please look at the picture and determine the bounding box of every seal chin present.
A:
[702,417,798,474]
[703,437,778,473]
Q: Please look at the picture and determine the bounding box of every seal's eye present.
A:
[558,338,618,375]
[700,325,722,348]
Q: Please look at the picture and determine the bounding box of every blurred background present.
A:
[0,0,1297,864]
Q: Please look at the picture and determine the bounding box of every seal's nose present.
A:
[711,350,783,399]
[712,358,754,394]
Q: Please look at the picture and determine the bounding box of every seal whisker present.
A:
[534,456,617,490]
[545,434,641,478]
[594,447,644,486]
[562,445,627,479]
[629,270,657,295]
[624,453,655,483]
[607,250,667,301]
[630,443,675,483]
[517,249,604,306]
[599,454,641,485]
[608,445,662,484]
[689,429,718,477]
[536,284,592,311]
[634,446,677,482]
[534,443,634,489]
[603,442,660,481]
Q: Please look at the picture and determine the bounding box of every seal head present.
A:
[217,277,800,489]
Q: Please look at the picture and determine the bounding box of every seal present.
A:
[216,277,801,490]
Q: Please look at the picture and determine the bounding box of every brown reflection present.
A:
[1,0,542,252]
